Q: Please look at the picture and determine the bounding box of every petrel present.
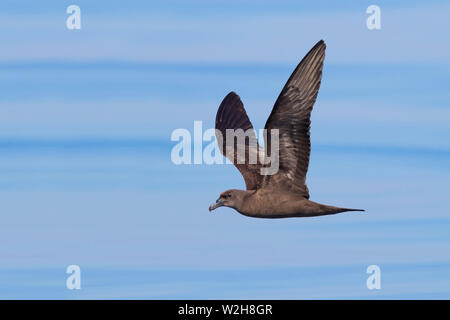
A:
[209,40,364,218]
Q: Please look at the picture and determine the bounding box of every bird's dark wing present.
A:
[263,40,326,198]
[215,92,265,190]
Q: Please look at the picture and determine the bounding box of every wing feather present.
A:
[263,40,326,198]
[215,92,264,190]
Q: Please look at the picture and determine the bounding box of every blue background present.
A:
[0,0,449,298]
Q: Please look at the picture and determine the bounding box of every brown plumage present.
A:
[209,40,364,218]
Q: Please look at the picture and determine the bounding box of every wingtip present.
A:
[224,91,240,100]
[316,39,326,47]
[306,40,326,56]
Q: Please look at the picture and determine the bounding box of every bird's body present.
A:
[211,189,363,218]
[209,40,364,218]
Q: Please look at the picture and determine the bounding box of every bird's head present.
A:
[209,189,247,212]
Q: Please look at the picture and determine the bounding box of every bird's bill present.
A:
[209,199,224,211]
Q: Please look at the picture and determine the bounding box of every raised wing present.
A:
[215,92,264,190]
[263,40,326,198]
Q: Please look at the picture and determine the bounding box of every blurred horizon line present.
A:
[1,60,449,69]
[0,138,448,155]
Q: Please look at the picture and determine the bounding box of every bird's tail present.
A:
[342,208,365,212]
[321,204,365,215]
[306,201,365,217]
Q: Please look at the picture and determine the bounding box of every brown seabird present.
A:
[209,40,364,218]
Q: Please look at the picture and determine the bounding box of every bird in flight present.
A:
[209,40,364,218]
